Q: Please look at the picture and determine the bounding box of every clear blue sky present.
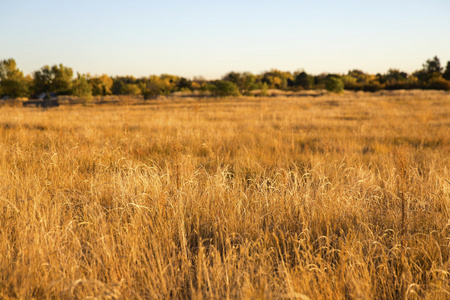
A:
[1,0,449,79]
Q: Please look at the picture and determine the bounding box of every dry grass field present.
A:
[0,90,449,299]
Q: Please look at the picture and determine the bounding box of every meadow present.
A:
[0,90,449,299]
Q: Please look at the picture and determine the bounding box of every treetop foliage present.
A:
[33,64,73,95]
[1,56,450,99]
[72,73,92,104]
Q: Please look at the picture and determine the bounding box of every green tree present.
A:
[139,75,175,99]
[0,58,30,98]
[52,64,73,94]
[377,69,410,90]
[213,80,240,97]
[34,64,73,95]
[427,78,450,90]
[294,71,314,89]
[260,82,269,96]
[89,74,113,96]
[223,71,258,95]
[122,84,141,96]
[261,69,292,90]
[72,74,92,104]
[111,79,125,95]
[423,56,442,74]
[313,73,328,89]
[347,69,368,83]
[325,76,344,93]
[240,72,258,95]
[177,77,192,91]
[33,65,52,94]
[341,75,360,90]
[443,61,450,81]
[139,81,161,99]
[159,74,179,94]
[414,56,443,83]
[222,72,240,84]
[383,69,408,83]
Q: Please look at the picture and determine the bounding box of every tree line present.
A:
[1,56,450,100]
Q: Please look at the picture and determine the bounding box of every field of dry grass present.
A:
[0,90,449,299]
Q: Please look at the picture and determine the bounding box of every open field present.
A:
[0,90,449,299]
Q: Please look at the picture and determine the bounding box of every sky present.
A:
[1,0,450,79]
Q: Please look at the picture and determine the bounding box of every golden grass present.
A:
[0,90,449,299]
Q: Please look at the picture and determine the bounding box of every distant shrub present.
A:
[385,82,409,90]
[72,74,92,104]
[444,61,450,80]
[343,82,363,91]
[362,82,383,92]
[260,82,269,96]
[325,77,344,93]
[122,84,141,96]
[426,78,450,91]
[213,81,240,97]
[294,72,314,90]
[200,83,215,95]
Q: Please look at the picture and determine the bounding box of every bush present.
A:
[362,82,383,92]
[72,74,92,104]
[426,78,450,91]
[294,72,314,90]
[213,81,240,97]
[385,82,409,90]
[343,82,363,91]
[325,77,344,93]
